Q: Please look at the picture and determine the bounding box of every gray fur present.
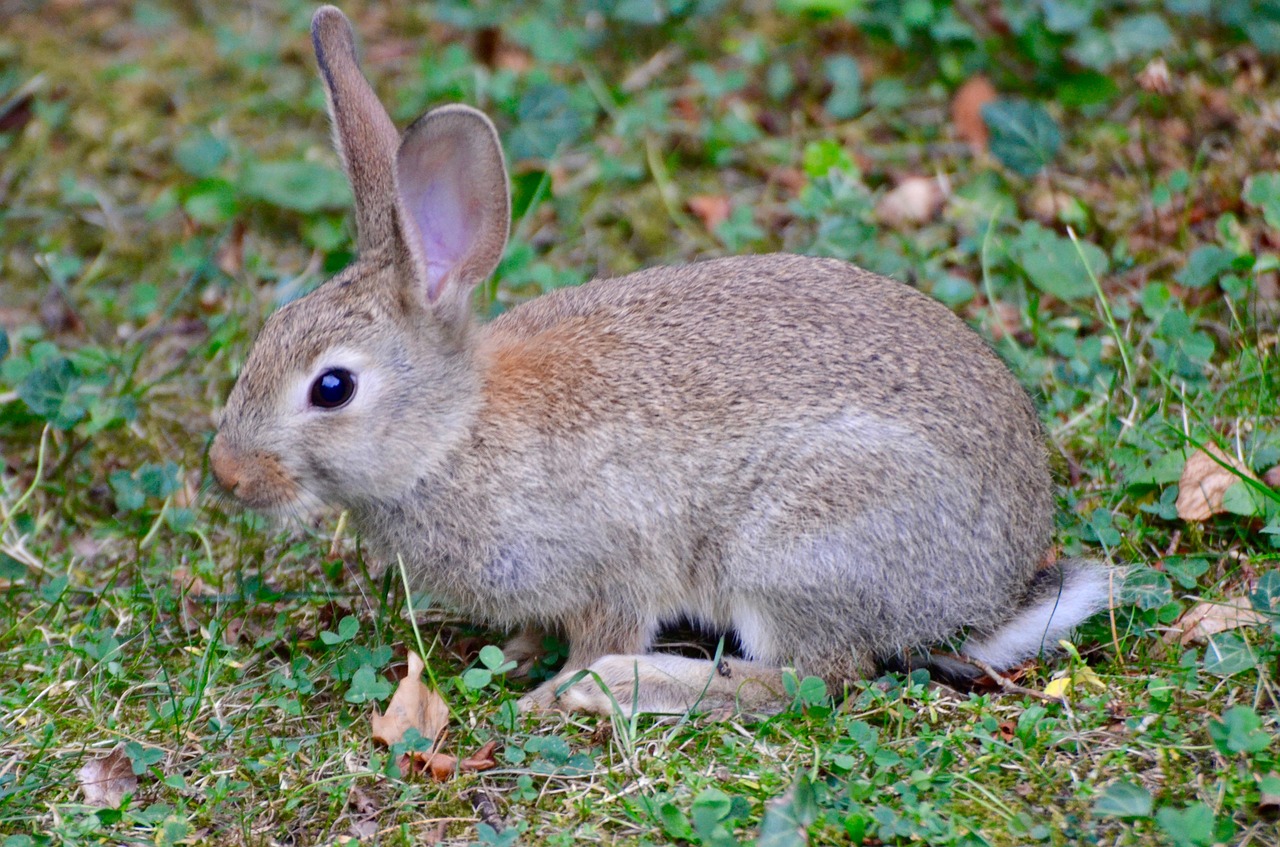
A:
[209,6,1114,715]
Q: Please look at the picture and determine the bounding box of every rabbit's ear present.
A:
[394,105,511,328]
[311,6,400,253]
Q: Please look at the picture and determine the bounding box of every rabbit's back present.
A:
[480,253,1041,457]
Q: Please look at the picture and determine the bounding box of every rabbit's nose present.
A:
[208,437,241,493]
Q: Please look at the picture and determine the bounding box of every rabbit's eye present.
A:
[310,368,356,409]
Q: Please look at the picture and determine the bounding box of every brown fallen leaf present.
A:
[952,76,997,153]
[348,785,379,840]
[875,176,945,226]
[371,651,449,751]
[398,750,458,782]
[1176,444,1258,521]
[688,195,731,231]
[460,739,499,773]
[78,744,137,808]
[215,221,246,277]
[1137,57,1173,95]
[1165,595,1271,647]
[1263,465,1280,488]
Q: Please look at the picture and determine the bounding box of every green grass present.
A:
[2,1,1279,845]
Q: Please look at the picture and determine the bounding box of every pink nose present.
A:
[209,437,241,493]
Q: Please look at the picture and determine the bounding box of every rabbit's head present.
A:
[210,6,510,515]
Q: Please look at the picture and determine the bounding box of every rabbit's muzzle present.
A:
[209,436,298,511]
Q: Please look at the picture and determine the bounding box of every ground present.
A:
[0,1,1277,845]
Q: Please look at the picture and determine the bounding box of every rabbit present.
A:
[209,5,1115,716]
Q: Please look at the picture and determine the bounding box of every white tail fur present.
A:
[960,559,1115,669]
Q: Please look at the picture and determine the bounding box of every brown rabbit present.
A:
[209,5,1113,715]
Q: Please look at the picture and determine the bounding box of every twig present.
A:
[466,788,504,834]
[951,653,1066,704]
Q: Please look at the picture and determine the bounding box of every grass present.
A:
[2,1,1279,845]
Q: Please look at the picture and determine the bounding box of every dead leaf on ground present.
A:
[1137,57,1173,95]
[78,744,137,808]
[1165,595,1271,646]
[688,194,731,231]
[371,651,449,750]
[348,785,379,840]
[372,651,455,780]
[875,176,946,226]
[399,750,458,782]
[1175,444,1257,521]
[215,221,246,277]
[460,739,499,773]
[952,75,997,153]
[1263,464,1280,488]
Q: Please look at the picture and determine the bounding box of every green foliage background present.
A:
[1,1,1278,844]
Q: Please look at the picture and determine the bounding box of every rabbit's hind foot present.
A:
[516,654,788,717]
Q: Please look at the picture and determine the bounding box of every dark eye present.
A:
[310,368,356,409]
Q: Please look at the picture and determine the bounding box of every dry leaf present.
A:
[216,221,246,277]
[1263,465,1280,488]
[688,195,731,231]
[348,785,380,839]
[460,739,499,773]
[371,651,449,751]
[875,176,945,226]
[399,750,458,781]
[77,745,137,808]
[1137,57,1173,95]
[952,76,997,153]
[1176,444,1258,521]
[1165,596,1271,646]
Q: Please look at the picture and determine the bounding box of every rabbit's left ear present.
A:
[394,105,511,329]
[311,6,401,254]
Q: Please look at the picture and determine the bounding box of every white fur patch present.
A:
[961,562,1114,668]
[730,600,774,661]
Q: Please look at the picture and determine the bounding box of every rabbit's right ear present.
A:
[311,6,400,254]
[394,105,511,331]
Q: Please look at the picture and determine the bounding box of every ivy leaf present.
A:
[756,776,817,847]
[506,83,587,162]
[1244,171,1280,230]
[1041,0,1096,34]
[1092,781,1153,819]
[1154,802,1217,847]
[174,132,230,179]
[1208,706,1271,755]
[241,160,351,213]
[1176,246,1236,289]
[1201,632,1258,676]
[1251,569,1280,618]
[18,355,91,430]
[824,55,862,120]
[1007,221,1107,301]
[1119,566,1172,610]
[982,99,1061,176]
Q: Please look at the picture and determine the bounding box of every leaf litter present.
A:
[77,744,137,808]
[371,650,498,781]
[1175,443,1259,521]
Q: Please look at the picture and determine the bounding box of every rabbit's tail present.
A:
[885,559,1117,682]
[959,558,1117,670]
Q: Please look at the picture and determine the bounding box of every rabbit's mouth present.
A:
[209,436,308,515]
